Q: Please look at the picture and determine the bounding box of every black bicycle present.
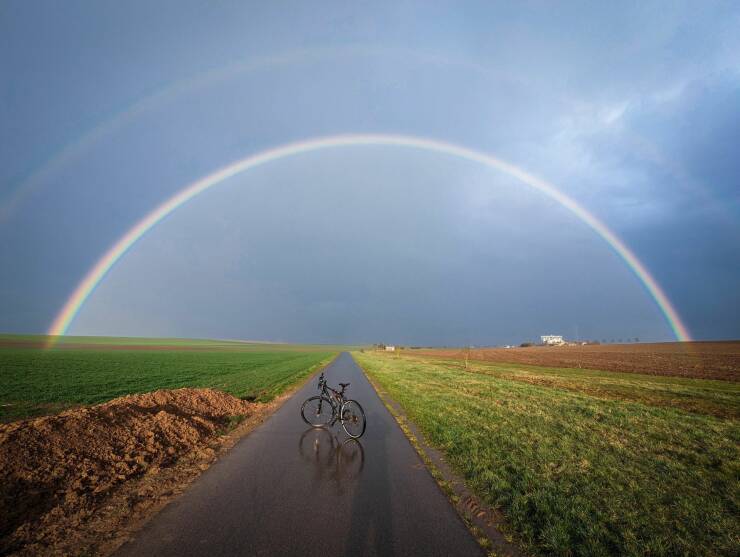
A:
[301,372,367,438]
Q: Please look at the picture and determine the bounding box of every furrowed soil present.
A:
[411,341,740,381]
[0,388,278,556]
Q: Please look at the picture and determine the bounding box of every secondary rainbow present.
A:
[47,133,692,343]
[1,46,497,222]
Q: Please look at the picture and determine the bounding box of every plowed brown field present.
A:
[408,341,740,381]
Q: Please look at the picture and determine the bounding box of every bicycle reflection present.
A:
[298,427,365,493]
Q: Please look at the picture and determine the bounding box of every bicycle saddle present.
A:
[339,382,350,388]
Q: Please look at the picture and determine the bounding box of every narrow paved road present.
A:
[116,352,483,556]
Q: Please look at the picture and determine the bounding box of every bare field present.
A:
[409,341,740,381]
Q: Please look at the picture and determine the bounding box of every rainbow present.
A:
[47,133,692,343]
[1,45,503,223]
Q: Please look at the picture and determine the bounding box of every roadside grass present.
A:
[218,413,249,435]
[0,344,337,421]
[354,351,740,557]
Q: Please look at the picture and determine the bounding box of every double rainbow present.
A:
[47,134,691,343]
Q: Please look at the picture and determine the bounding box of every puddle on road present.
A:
[298,428,365,493]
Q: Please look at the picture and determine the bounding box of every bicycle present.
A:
[300,372,367,438]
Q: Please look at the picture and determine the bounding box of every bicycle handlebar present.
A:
[318,373,348,399]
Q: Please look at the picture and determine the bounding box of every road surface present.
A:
[116,352,483,556]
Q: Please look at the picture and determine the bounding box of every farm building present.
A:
[541,335,564,345]
[385,345,396,352]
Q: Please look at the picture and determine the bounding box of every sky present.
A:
[1,1,738,345]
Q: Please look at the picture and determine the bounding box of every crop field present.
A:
[354,351,740,556]
[410,341,740,381]
[0,334,249,346]
[0,335,338,422]
[0,334,356,352]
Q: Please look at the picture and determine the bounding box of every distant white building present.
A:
[541,335,564,345]
[385,345,396,352]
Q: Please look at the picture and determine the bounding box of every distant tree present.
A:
[520,342,533,347]
[634,337,639,343]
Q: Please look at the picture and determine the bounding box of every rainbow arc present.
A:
[47,134,691,344]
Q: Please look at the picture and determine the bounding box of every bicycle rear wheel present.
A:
[337,438,365,478]
[340,399,366,438]
[301,396,334,427]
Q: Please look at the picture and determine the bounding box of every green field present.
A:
[1,333,358,351]
[0,335,340,421]
[354,351,740,557]
[0,334,249,346]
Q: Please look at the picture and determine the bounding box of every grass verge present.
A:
[354,351,740,557]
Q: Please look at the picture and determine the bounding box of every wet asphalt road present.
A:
[115,352,483,556]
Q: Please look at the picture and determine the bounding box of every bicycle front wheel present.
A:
[301,396,334,427]
[298,427,336,464]
[340,399,366,438]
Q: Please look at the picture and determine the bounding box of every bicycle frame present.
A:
[317,377,347,425]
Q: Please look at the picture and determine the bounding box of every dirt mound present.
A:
[0,388,253,555]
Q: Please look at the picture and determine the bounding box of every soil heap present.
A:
[0,388,253,555]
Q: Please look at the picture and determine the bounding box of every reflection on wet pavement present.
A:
[298,427,365,493]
